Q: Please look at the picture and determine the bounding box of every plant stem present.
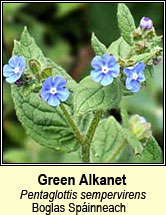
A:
[82,110,103,163]
[60,104,84,145]
[120,108,130,128]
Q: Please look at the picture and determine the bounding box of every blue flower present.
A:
[3,56,26,83]
[140,17,153,30]
[124,62,145,93]
[90,54,120,86]
[40,76,70,106]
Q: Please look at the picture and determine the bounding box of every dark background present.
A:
[3,3,163,163]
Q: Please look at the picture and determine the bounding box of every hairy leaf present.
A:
[123,128,143,155]
[128,136,162,163]
[73,76,122,114]
[90,116,162,163]
[117,3,135,44]
[11,27,78,152]
[108,37,131,59]
[91,116,127,163]
[131,52,154,64]
[91,33,108,56]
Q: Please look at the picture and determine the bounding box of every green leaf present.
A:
[12,27,47,68]
[46,57,72,80]
[117,3,136,44]
[91,116,127,163]
[108,37,131,59]
[91,33,108,56]
[129,136,162,163]
[74,112,94,134]
[145,136,162,161]
[90,116,160,163]
[123,128,143,155]
[28,59,41,75]
[11,27,78,152]
[11,85,78,152]
[130,52,155,64]
[73,76,122,114]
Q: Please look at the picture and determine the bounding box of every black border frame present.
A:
[1,1,165,166]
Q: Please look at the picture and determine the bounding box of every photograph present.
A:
[2,2,164,164]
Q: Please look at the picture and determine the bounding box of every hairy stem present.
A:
[82,110,103,163]
[120,108,130,128]
[60,104,84,145]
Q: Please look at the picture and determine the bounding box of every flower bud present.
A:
[28,59,41,75]
[129,115,152,141]
[15,79,25,87]
[140,17,153,30]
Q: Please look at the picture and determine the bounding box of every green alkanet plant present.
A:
[3,4,163,163]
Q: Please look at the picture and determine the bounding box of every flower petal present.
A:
[8,56,20,68]
[91,56,104,70]
[91,70,103,82]
[109,63,120,77]
[40,89,51,101]
[130,80,141,92]
[6,73,21,83]
[42,77,54,91]
[18,56,26,70]
[100,74,113,86]
[135,62,145,73]
[54,76,67,89]
[124,67,133,77]
[138,72,145,82]
[3,65,14,77]
[103,54,116,67]
[47,95,60,106]
[125,78,133,90]
[56,88,70,102]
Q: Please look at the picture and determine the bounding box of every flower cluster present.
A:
[2,15,158,107]
[3,54,146,109]
[90,54,145,93]
[3,55,70,107]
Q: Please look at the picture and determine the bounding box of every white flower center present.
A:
[102,66,109,74]
[13,66,19,74]
[50,87,57,95]
[132,73,138,80]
